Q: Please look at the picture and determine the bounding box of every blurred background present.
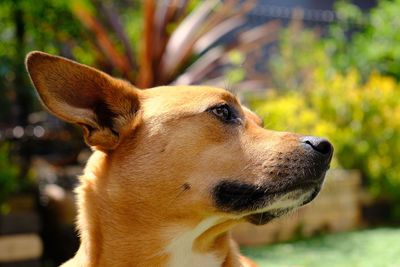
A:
[1,0,400,266]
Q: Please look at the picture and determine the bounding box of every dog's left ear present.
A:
[26,51,140,151]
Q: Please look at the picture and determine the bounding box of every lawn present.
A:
[241,228,400,267]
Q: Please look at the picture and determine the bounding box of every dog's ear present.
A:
[26,51,139,151]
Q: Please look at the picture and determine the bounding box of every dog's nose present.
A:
[302,136,333,159]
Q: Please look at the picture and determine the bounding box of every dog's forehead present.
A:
[140,85,238,116]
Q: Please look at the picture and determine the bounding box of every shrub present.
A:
[325,0,400,81]
[69,0,279,88]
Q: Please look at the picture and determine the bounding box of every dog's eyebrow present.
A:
[241,106,264,127]
[224,85,239,97]
[219,91,240,105]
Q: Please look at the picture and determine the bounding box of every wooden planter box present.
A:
[232,169,362,245]
[0,195,43,266]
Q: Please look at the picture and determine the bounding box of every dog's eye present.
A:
[209,103,239,123]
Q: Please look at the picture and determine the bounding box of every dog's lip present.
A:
[271,179,321,195]
[213,177,323,212]
[218,178,321,199]
[212,160,330,217]
[255,178,324,200]
[301,184,323,205]
[244,182,323,225]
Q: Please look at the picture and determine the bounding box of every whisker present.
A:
[165,184,190,210]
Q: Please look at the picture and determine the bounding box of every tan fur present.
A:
[26,51,330,267]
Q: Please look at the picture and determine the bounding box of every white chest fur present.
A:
[165,216,224,267]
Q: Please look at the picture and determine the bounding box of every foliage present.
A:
[69,0,280,88]
[0,0,86,124]
[0,143,20,213]
[268,19,332,92]
[0,0,82,206]
[241,227,400,267]
[325,0,400,80]
[251,24,400,218]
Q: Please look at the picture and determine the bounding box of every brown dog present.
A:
[26,51,333,267]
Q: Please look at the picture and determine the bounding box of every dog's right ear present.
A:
[26,51,140,151]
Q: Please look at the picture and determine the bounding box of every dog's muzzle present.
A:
[213,136,333,225]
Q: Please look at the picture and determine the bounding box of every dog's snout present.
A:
[302,136,333,158]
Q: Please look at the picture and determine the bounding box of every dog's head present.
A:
[26,52,332,227]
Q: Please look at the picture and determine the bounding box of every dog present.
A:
[26,51,333,267]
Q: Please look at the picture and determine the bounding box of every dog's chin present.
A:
[213,175,326,226]
[213,177,324,210]
[244,186,322,225]
[245,211,282,225]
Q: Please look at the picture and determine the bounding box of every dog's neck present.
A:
[65,151,243,267]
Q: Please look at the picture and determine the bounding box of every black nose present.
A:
[302,136,333,158]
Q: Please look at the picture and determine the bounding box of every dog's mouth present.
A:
[244,185,322,225]
[212,166,328,225]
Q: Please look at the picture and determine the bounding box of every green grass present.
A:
[241,228,400,267]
